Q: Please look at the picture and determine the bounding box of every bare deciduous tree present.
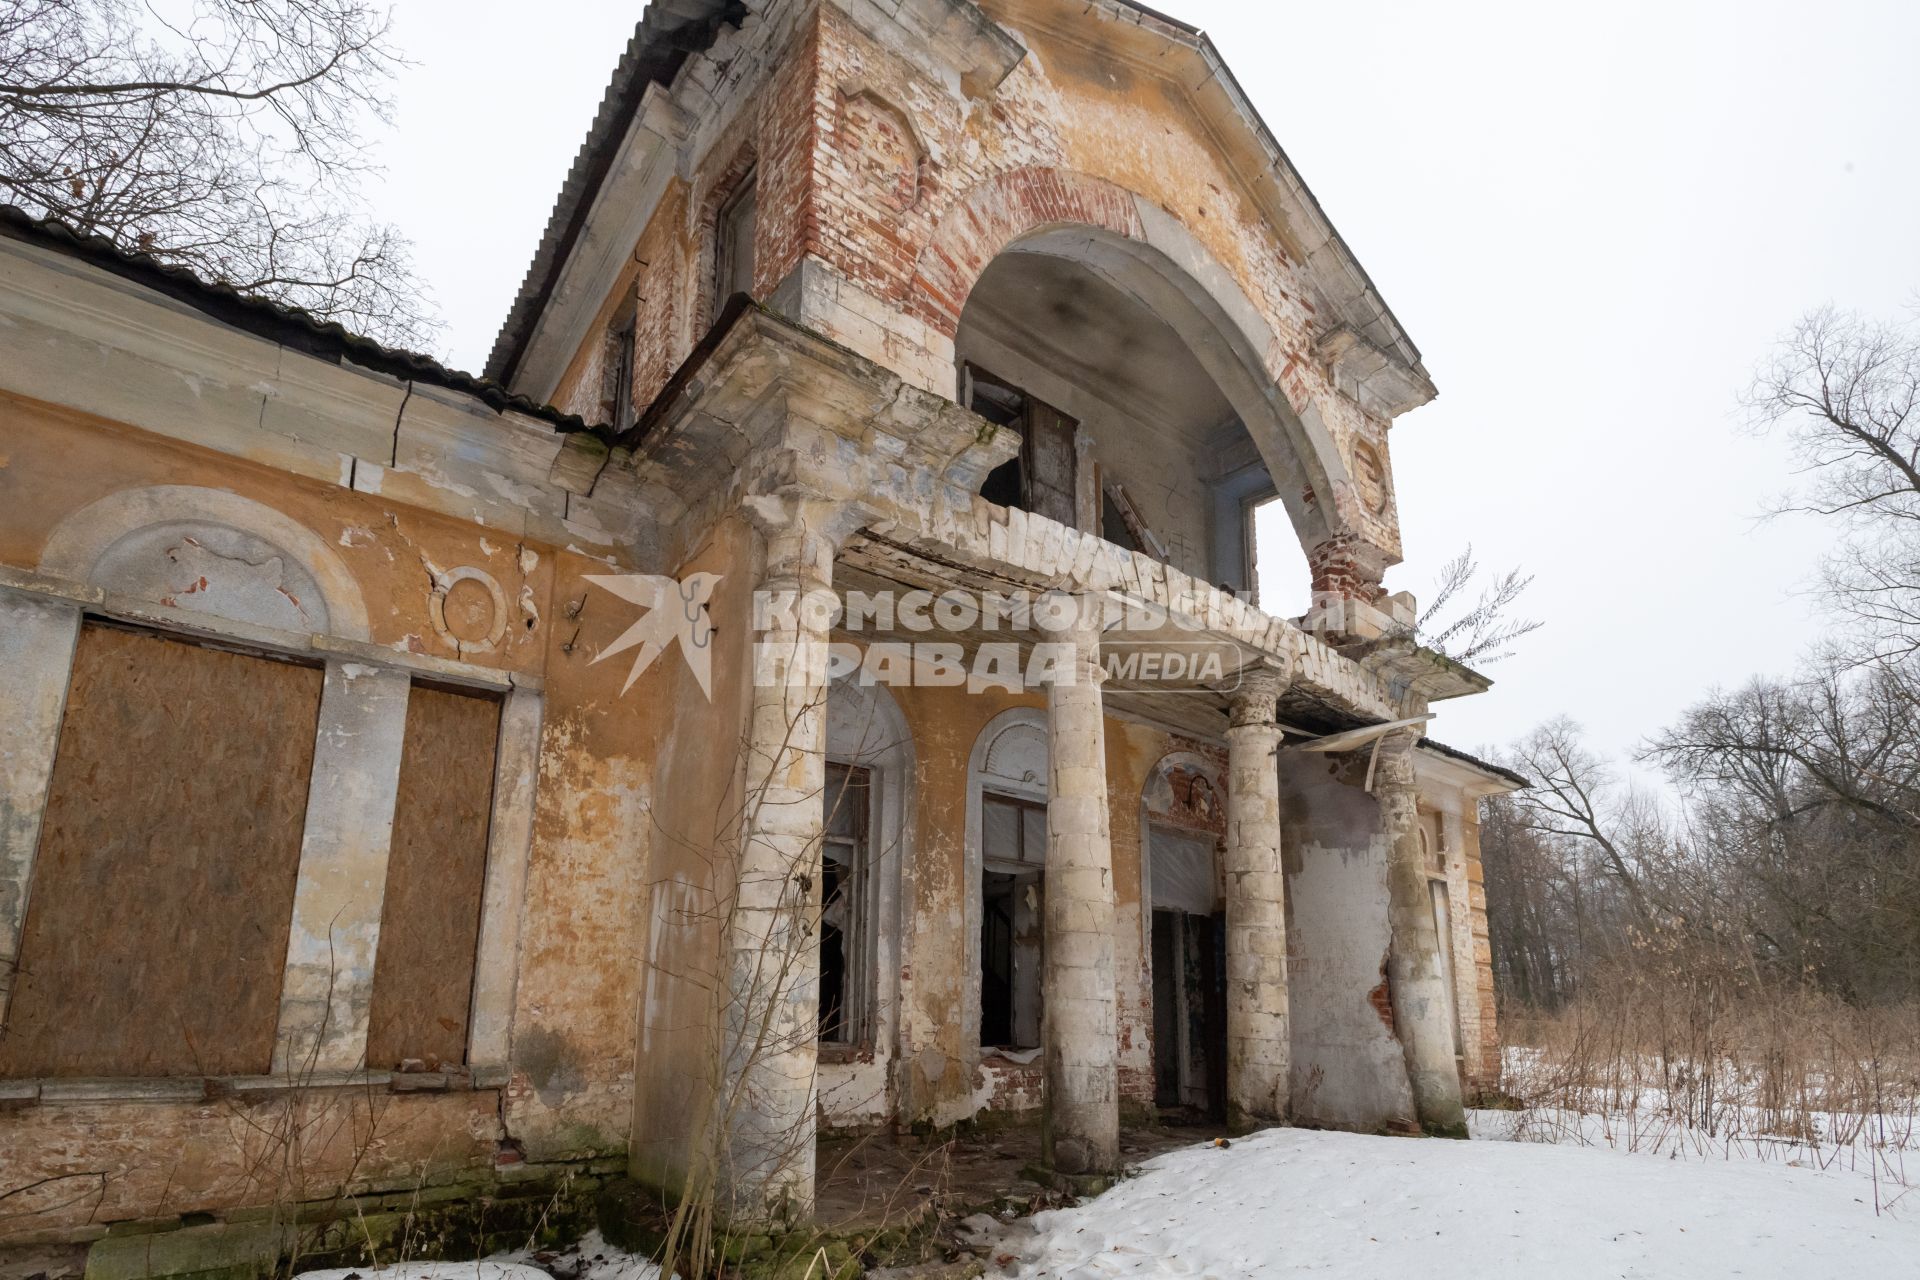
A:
[1750,305,1920,662]
[0,0,434,346]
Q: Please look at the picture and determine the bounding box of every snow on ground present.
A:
[492,1230,661,1280]
[296,1231,659,1280]
[297,1264,555,1280]
[1000,1125,1919,1278]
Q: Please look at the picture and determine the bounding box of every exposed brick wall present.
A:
[1307,532,1390,605]
[907,166,1145,337]
[548,182,694,427]
[797,4,1403,584]
[542,2,1412,589]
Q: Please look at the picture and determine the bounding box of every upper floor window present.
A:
[600,302,637,431]
[714,169,758,311]
[965,365,1078,528]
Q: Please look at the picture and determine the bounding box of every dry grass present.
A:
[1499,973,1920,1214]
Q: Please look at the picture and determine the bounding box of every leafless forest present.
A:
[1484,310,1920,1191]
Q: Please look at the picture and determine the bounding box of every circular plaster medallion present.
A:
[430,566,509,653]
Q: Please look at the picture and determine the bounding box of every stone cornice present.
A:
[591,301,1020,572]
[0,236,640,553]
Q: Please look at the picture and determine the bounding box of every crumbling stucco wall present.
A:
[864,680,1167,1131]
[799,0,1402,581]
[0,391,662,1240]
[1278,750,1417,1132]
[616,516,756,1193]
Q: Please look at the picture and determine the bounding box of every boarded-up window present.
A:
[0,623,322,1078]
[363,683,500,1069]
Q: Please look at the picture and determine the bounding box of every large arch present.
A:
[910,166,1362,562]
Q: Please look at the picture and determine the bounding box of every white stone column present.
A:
[723,494,855,1223]
[1376,729,1468,1134]
[0,594,82,1020]
[1040,598,1119,1176]
[1224,665,1290,1126]
[273,661,411,1076]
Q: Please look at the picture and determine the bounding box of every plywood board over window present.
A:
[0,623,323,1079]
[363,683,501,1070]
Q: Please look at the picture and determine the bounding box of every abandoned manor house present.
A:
[0,0,1527,1264]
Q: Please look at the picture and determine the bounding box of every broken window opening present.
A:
[1250,494,1312,620]
[965,365,1078,528]
[714,169,759,312]
[979,791,1046,1051]
[1102,482,1167,561]
[821,762,873,1047]
[1101,485,1142,552]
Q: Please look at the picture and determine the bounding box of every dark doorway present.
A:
[1150,909,1227,1120]
[1149,819,1230,1122]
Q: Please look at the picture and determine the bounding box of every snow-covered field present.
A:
[998,1122,1919,1278]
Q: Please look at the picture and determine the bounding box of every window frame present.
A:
[820,760,875,1050]
[713,167,759,313]
[978,788,1047,1051]
[603,307,638,432]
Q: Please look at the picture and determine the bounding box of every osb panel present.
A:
[364,683,500,1069]
[0,624,323,1078]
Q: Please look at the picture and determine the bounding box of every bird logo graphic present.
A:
[583,573,723,698]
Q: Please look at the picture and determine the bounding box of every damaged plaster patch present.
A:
[485,471,544,507]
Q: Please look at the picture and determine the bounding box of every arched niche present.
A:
[39,485,370,640]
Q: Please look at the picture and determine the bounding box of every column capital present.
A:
[1373,724,1424,777]
[739,488,875,551]
[1228,660,1292,729]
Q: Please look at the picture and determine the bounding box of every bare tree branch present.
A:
[1409,545,1545,665]
[0,0,436,346]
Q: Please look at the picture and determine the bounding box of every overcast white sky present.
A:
[370,0,1920,766]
